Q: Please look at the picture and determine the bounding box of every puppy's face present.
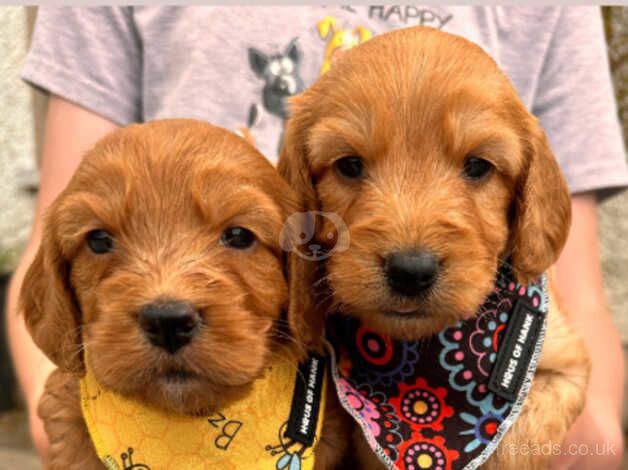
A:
[22,120,296,413]
[280,27,571,340]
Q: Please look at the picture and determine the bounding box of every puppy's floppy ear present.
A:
[20,205,83,374]
[278,99,326,357]
[510,120,571,283]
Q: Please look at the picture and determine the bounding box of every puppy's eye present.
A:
[462,156,493,180]
[335,156,365,180]
[221,227,256,249]
[86,230,114,254]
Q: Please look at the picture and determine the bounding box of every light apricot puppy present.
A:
[279,27,589,470]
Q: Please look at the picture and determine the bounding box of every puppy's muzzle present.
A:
[139,300,200,354]
[385,250,439,297]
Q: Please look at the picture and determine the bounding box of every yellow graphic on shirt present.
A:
[317,16,373,75]
[80,353,326,470]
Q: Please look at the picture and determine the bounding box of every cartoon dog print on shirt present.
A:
[248,38,304,120]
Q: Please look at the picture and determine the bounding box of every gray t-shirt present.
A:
[22,5,628,194]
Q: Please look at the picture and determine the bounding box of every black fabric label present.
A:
[285,351,326,446]
[488,299,544,402]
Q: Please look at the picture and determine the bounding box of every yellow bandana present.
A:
[80,353,326,470]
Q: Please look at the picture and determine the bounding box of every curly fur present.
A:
[21,120,347,469]
[278,26,590,469]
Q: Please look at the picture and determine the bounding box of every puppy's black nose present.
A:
[139,301,200,354]
[386,251,439,297]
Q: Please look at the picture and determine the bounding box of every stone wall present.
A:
[601,7,628,343]
[0,7,37,273]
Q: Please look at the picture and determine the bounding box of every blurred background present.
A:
[0,6,626,470]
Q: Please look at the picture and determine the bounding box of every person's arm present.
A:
[6,94,118,459]
[524,9,627,466]
[550,192,625,469]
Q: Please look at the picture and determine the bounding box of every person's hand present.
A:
[549,403,624,469]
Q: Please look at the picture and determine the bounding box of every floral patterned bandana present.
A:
[326,264,548,470]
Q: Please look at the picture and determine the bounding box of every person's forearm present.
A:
[5,94,118,459]
[6,239,48,397]
[5,237,53,459]
[555,194,624,418]
[552,193,624,469]
[567,299,624,418]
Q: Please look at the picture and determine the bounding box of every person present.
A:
[7,6,627,469]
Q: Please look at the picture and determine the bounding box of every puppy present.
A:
[279,27,590,470]
[20,120,342,469]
